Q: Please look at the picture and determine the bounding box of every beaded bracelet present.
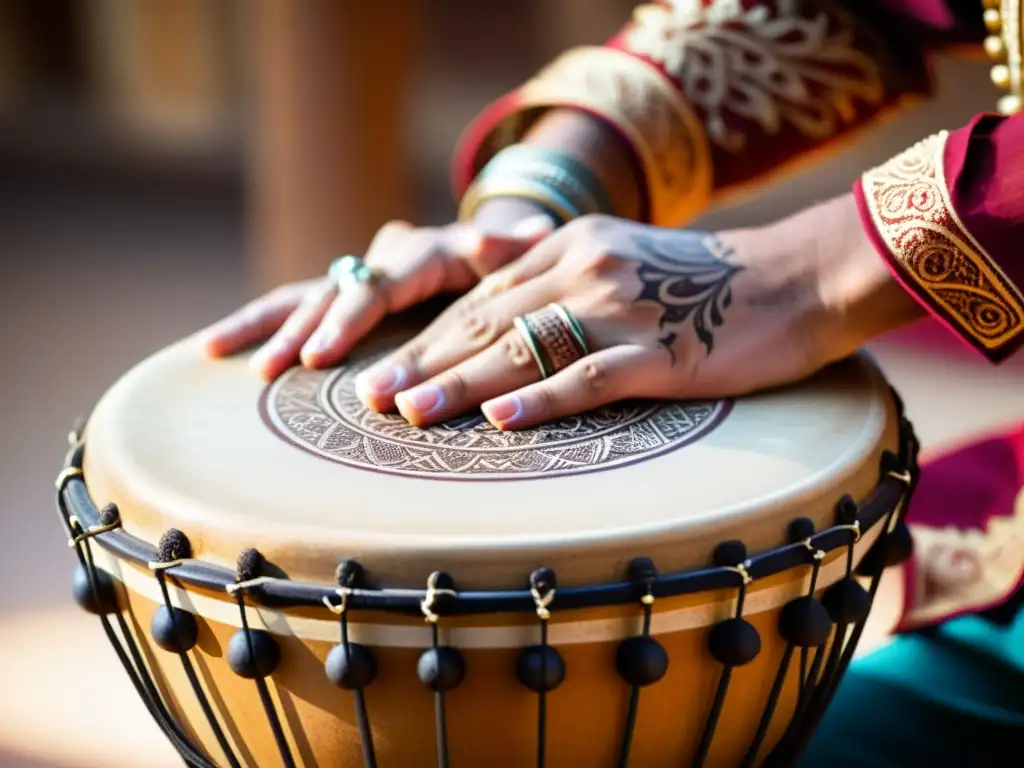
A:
[458,145,614,224]
[459,175,581,225]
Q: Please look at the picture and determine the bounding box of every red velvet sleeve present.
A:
[452,1,935,228]
[855,113,1024,362]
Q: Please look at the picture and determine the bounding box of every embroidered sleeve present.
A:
[451,0,930,226]
[897,427,1024,630]
[855,119,1024,362]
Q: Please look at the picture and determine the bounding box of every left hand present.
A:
[354,198,922,430]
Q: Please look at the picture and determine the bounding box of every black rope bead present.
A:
[98,503,120,528]
[708,618,761,666]
[151,605,199,653]
[787,517,815,543]
[236,548,265,582]
[417,646,465,692]
[885,521,913,565]
[325,642,377,690]
[834,495,858,525]
[713,540,748,568]
[227,629,281,679]
[516,644,565,693]
[157,528,192,562]
[616,635,668,687]
[778,596,832,648]
[71,562,116,614]
[822,579,871,625]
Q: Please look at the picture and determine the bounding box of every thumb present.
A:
[449,214,558,278]
[508,213,558,240]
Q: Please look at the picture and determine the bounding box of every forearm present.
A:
[454,0,944,228]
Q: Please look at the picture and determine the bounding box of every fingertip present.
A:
[393,393,426,427]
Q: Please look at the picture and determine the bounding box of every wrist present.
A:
[470,197,559,236]
[813,197,926,352]
[737,194,925,363]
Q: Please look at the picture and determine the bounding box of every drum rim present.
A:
[57,405,919,618]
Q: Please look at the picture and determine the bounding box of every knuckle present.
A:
[579,359,609,395]
[438,369,467,403]
[533,383,557,417]
[500,331,537,372]
[565,213,612,239]
[459,310,499,349]
[379,219,412,239]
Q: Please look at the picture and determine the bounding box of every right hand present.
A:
[200,213,555,381]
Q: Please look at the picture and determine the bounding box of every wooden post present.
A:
[248,0,419,293]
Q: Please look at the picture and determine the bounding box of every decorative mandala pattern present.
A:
[261,351,730,480]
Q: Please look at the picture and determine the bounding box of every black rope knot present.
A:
[236,548,265,583]
[335,559,366,590]
[157,529,191,563]
[98,503,120,528]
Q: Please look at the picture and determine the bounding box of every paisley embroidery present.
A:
[861,131,1024,359]
[623,0,885,151]
[905,494,1024,625]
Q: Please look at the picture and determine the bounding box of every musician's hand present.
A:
[200,211,555,381]
[354,195,923,428]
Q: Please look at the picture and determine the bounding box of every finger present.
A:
[300,225,442,368]
[200,284,313,357]
[480,345,660,431]
[355,274,561,412]
[300,281,389,368]
[352,228,576,410]
[392,327,542,427]
[249,281,338,381]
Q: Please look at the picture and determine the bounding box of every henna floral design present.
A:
[632,232,744,359]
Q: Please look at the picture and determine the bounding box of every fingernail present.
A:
[482,394,523,427]
[398,383,443,416]
[511,214,555,239]
[358,364,407,396]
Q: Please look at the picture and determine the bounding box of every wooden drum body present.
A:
[56,321,919,768]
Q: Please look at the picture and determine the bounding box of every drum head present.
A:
[83,315,898,589]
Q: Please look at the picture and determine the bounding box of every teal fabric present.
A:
[799,609,1024,767]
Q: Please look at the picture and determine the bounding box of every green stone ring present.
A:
[328,255,378,287]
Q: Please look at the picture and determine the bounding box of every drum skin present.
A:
[73,321,903,767]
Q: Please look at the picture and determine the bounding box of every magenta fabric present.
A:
[944,112,1024,298]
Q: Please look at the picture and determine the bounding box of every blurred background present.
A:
[0,2,1021,766]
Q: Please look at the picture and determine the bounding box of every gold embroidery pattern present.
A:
[906,494,1024,625]
[514,47,713,227]
[623,0,885,152]
[861,131,1024,355]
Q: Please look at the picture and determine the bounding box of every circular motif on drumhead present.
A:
[260,353,731,480]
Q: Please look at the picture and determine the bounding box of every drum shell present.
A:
[98,526,879,768]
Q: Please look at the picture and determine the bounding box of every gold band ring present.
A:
[513,303,590,379]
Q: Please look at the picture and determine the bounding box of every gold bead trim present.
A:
[985,1,1022,115]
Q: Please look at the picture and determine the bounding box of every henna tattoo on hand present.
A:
[631,232,744,361]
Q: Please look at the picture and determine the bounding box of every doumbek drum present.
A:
[56,317,918,768]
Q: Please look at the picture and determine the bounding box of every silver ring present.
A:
[328,255,379,288]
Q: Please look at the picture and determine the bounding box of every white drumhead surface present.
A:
[83,320,897,589]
